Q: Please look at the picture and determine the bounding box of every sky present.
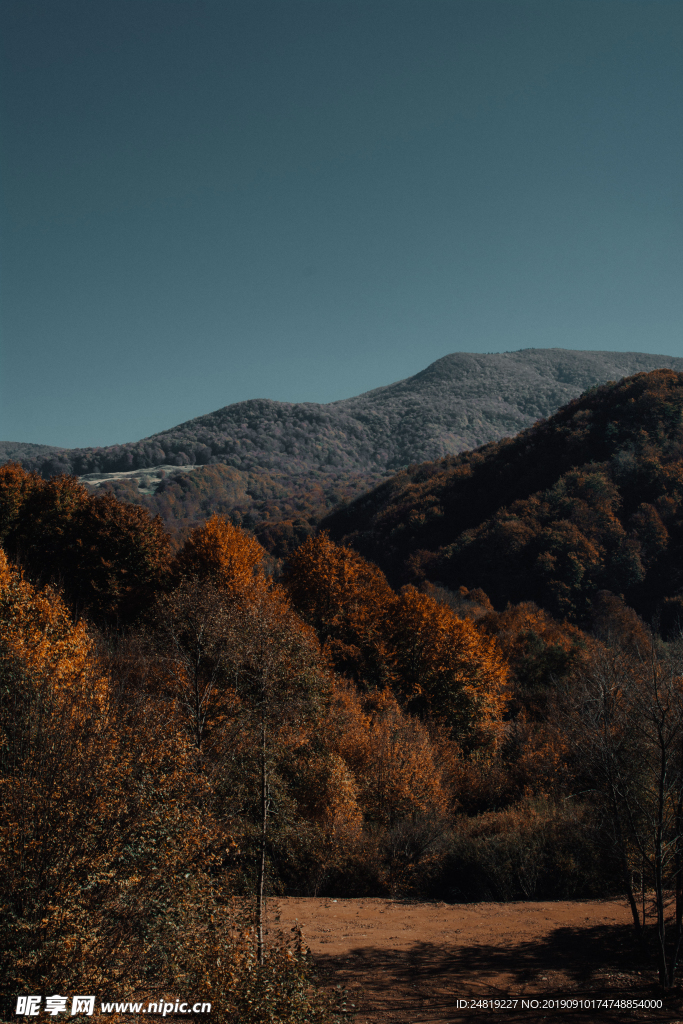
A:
[0,0,681,449]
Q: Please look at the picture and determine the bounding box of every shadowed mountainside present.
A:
[322,368,683,626]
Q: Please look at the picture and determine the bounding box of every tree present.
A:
[285,536,509,746]
[319,679,452,894]
[73,491,171,621]
[382,586,509,744]
[0,462,40,546]
[561,632,683,988]
[220,587,329,960]
[0,464,170,623]
[151,566,330,958]
[171,514,267,598]
[151,578,235,754]
[481,600,587,719]
[284,532,394,686]
[0,551,226,1012]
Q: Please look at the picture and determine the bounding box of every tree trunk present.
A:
[608,775,642,936]
[624,860,642,937]
[670,791,683,986]
[256,704,267,964]
[655,732,668,987]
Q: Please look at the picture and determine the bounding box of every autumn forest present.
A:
[3,369,683,1017]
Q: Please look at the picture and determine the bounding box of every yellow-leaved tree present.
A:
[0,550,221,1011]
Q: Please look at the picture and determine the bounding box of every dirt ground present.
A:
[272,896,683,1023]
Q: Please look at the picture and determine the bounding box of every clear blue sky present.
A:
[1,0,681,448]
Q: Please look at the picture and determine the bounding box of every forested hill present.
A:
[2,349,682,480]
[322,369,683,629]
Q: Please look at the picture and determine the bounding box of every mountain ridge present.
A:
[3,348,683,484]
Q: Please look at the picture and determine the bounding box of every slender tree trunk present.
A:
[670,790,683,987]
[608,776,642,935]
[193,658,202,752]
[655,734,668,987]
[624,860,642,936]
[655,829,667,986]
[256,703,267,964]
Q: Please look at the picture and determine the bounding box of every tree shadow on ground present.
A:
[314,922,682,1023]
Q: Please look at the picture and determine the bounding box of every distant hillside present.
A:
[322,369,683,628]
[3,349,683,548]
[3,349,682,480]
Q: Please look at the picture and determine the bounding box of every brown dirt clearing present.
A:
[272,896,683,1023]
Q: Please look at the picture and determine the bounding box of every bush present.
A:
[189,918,347,1024]
[429,798,615,903]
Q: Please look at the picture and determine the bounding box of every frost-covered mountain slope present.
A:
[3,349,683,480]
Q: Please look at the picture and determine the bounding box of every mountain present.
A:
[2,349,682,546]
[322,368,683,628]
[3,349,683,480]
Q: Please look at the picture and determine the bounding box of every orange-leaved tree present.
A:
[382,585,509,745]
[283,532,395,686]
[321,679,451,893]
[326,682,449,829]
[0,544,355,1023]
[480,600,587,719]
[0,462,41,546]
[171,513,267,598]
[285,534,509,745]
[0,550,228,1012]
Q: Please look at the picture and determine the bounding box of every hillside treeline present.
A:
[4,450,683,993]
[324,369,683,631]
[0,399,379,478]
[87,462,383,555]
